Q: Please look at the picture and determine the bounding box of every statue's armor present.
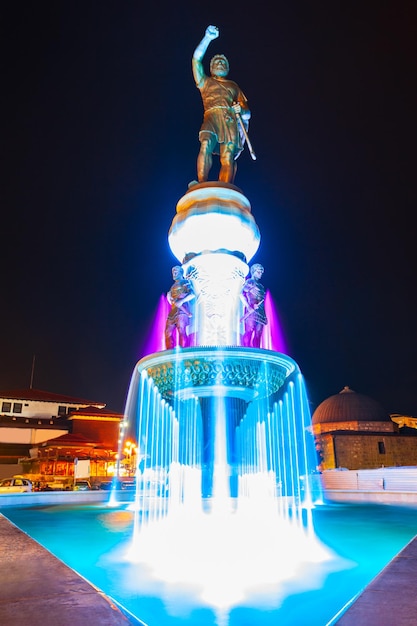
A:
[199,77,248,153]
[243,278,267,325]
[167,280,193,322]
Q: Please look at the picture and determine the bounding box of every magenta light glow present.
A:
[140,295,170,357]
[261,291,288,354]
[141,290,287,357]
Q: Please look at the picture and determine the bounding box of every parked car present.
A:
[73,480,92,491]
[45,480,72,491]
[120,480,136,490]
[0,477,32,493]
[98,480,113,490]
[97,479,136,491]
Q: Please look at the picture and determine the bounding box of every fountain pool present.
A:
[4,501,417,625]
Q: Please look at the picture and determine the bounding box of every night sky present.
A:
[2,2,416,415]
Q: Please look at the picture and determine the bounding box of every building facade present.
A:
[0,388,123,486]
[312,386,417,470]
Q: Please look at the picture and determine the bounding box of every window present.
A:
[13,403,22,414]
[58,406,67,416]
[2,402,11,412]
[378,441,386,454]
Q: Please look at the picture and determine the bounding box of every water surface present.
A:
[4,502,417,626]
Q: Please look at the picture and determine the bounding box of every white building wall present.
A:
[0,398,86,419]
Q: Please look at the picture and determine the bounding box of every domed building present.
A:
[312,386,417,471]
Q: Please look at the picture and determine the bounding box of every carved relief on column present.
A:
[185,253,248,346]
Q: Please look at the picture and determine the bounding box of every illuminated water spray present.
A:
[115,182,338,621]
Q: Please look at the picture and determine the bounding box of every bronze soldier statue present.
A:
[241,264,268,348]
[165,266,195,349]
[192,25,251,184]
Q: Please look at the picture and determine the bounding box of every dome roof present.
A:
[312,386,390,424]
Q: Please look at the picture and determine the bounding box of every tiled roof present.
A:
[321,429,417,437]
[69,405,123,419]
[0,388,105,407]
[40,433,101,447]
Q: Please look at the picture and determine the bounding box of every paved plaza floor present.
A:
[0,515,139,625]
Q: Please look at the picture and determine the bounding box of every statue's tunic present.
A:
[167,280,193,323]
[198,76,248,155]
[242,278,267,325]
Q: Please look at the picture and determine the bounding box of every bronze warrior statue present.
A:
[165,266,195,349]
[192,25,252,184]
[241,263,268,348]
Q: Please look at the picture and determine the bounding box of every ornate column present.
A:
[168,182,260,346]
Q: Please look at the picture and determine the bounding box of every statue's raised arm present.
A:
[192,25,219,88]
[192,25,252,184]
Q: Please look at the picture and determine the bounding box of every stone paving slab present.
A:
[0,515,142,626]
[335,535,417,625]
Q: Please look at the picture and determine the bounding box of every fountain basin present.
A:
[136,347,295,401]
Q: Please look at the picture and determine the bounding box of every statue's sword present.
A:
[240,298,264,322]
[235,110,257,161]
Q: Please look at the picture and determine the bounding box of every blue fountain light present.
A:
[110,181,347,622]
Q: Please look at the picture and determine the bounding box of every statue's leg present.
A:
[231,160,237,183]
[197,133,215,182]
[179,334,188,348]
[243,318,255,347]
[219,144,235,183]
[165,319,176,349]
[165,335,175,349]
[177,316,189,348]
[253,323,264,348]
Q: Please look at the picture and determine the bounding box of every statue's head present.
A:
[251,263,264,278]
[210,54,229,77]
[172,265,183,279]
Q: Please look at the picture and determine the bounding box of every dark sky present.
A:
[1,1,416,415]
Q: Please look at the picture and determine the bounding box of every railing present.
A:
[322,467,417,491]
[321,467,417,505]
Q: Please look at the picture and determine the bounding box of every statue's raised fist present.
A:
[205,25,219,40]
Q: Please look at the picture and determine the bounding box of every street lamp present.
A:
[123,441,138,476]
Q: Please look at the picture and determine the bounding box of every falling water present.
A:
[115,347,336,621]
[112,183,342,622]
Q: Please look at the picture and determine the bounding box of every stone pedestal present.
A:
[168,183,261,346]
